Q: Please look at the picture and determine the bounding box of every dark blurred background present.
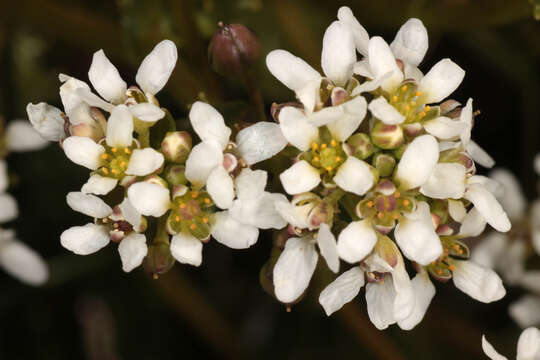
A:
[0,0,539,359]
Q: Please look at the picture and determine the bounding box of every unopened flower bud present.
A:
[307,201,334,228]
[165,165,187,186]
[143,175,168,189]
[161,131,192,164]
[209,23,260,77]
[370,121,404,150]
[372,153,396,177]
[346,133,376,159]
[143,242,175,278]
[331,87,348,106]
[271,102,302,122]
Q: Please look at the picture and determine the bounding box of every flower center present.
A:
[388,83,434,124]
[167,189,214,239]
[99,146,132,179]
[309,139,345,175]
[357,189,414,231]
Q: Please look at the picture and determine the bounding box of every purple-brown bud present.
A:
[370,121,404,150]
[143,242,175,278]
[209,23,260,77]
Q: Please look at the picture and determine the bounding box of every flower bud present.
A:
[370,121,404,150]
[346,133,375,159]
[209,23,260,77]
[143,242,175,278]
[307,201,334,229]
[271,102,302,122]
[331,87,348,106]
[143,175,168,189]
[164,165,187,186]
[161,131,192,164]
[372,153,396,177]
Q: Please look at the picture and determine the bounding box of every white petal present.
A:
[118,233,147,272]
[236,122,288,165]
[459,207,487,237]
[0,194,18,223]
[66,191,113,218]
[395,202,442,265]
[189,102,231,150]
[129,103,165,123]
[423,116,466,140]
[535,154,540,176]
[337,219,377,263]
[59,75,92,114]
[319,266,364,316]
[420,163,466,199]
[390,18,428,67]
[333,157,374,195]
[509,296,540,329]
[125,148,164,176]
[321,21,356,86]
[368,96,405,125]
[392,258,415,322]
[470,232,507,270]
[74,87,115,113]
[275,199,312,230]
[452,260,506,303]
[306,105,343,127]
[278,107,319,151]
[60,223,110,255]
[465,183,511,232]
[266,50,322,111]
[127,182,170,217]
[352,58,374,78]
[517,327,540,360]
[482,335,508,360]
[206,166,234,209]
[0,239,48,286]
[448,199,467,222]
[230,192,288,230]
[395,134,439,190]
[398,271,435,330]
[489,169,526,220]
[118,197,142,229]
[63,136,104,170]
[280,161,320,195]
[26,102,66,141]
[211,211,259,249]
[106,105,133,147]
[365,278,396,330]
[184,142,223,187]
[368,37,403,92]
[6,120,49,151]
[317,223,339,273]
[459,98,473,145]
[326,96,367,141]
[81,174,118,195]
[88,49,126,103]
[404,63,424,82]
[170,232,203,266]
[136,39,178,95]
[418,58,465,104]
[273,237,318,303]
[235,168,267,200]
[337,6,369,55]
[466,140,495,168]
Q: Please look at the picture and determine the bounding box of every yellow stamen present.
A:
[204,198,211,204]
[367,201,374,208]
[394,192,401,198]
[393,213,399,219]
[101,168,109,174]
[313,156,320,162]
[415,91,422,97]
[419,112,426,118]
[180,203,186,209]
[335,156,342,162]
[377,212,384,219]
[325,166,332,172]
[192,191,199,198]
[401,85,407,92]
[113,223,118,228]
[424,105,430,112]
[321,143,327,149]
[404,105,411,111]
[202,217,208,223]
[124,147,131,154]
[449,265,455,271]
[111,169,118,174]
[330,139,337,147]
[120,161,126,167]
[190,223,196,230]
[101,154,108,160]
[111,147,118,153]
[403,199,410,206]
[175,216,180,222]
[312,142,318,150]
[392,95,398,102]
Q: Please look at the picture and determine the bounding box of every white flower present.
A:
[509,296,540,329]
[273,223,339,303]
[482,327,540,360]
[62,105,164,194]
[26,102,66,142]
[5,119,50,151]
[0,228,48,286]
[394,134,439,191]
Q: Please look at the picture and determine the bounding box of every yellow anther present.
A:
[111,169,118,174]
[437,269,442,275]
[449,265,455,271]
[404,105,411,111]
[204,198,211,204]
[101,167,109,174]
[401,85,407,92]
[458,249,463,255]
[393,213,399,219]
[120,161,126,167]
[111,147,118,153]
[330,139,337,147]
[410,101,416,106]
[392,96,398,102]
[335,156,341,162]
[192,191,199,198]
[202,217,208,224]
[312,142,318,150]
[377,212,384,219]
[394,192,401,198]
[325,166,333,172]
[367,201,374,208]
[190,223,196,230]
[113,223,118,229]
[102,218,108,223]
[124,147,131,154]
[403,199,410,206]
[415,91,422,97]
[424,105,430,112]
[101,154,108,160]
[175,216,180,222]
[321,143,327,149]
[180,203,186,209]
[419,112,426,118]
[313,156,320,162]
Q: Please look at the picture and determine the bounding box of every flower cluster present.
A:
[0,117,48,285]
[472,157,540,329]
[27,40,289,276]
[264,6,510,330]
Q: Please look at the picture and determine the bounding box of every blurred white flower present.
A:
[482,327,540,360]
